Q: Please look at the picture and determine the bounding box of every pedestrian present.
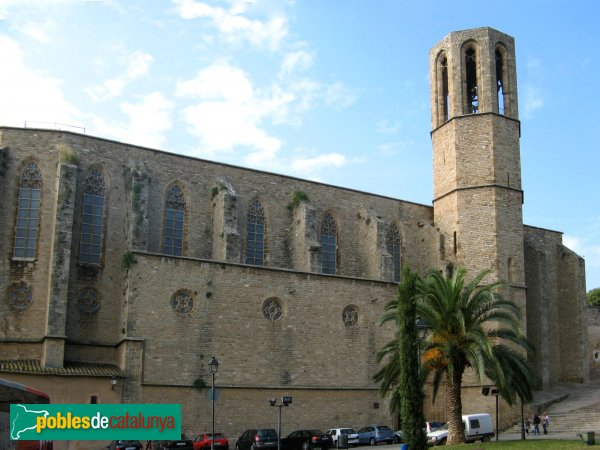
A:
[524,418,530,435]
[542,413,550,434]
[532,414,541,435]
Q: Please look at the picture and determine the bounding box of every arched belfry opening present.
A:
[464,46,478,114]
[435,52,450,126]
[495,45,508,115]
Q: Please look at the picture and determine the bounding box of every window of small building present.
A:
[13,161,42,259]
[79,169,105,265]
[163,184,186,256]
[246,199,265,266]
[321,213,337,275]
[386,224,401,282]
[465,47,478,114]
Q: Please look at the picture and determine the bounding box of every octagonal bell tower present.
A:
[430,27,526,311]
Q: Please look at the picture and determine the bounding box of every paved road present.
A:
[350,430,583,449]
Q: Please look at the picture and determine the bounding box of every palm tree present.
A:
[374,267,427,450]
[417,267,535,445]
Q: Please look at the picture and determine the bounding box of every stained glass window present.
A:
[80,169,105,265]
[246,200,265,266]
[163,184,185,256]
[13,161,42,259]
[387,224,401,282]
[321,213,337,275]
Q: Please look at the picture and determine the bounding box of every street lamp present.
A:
[491,389,499,442]
[415,317,429,370]
[482,387,499,442]
[209,357,219,450]
[268,396,292,450]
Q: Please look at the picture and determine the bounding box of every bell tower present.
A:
[430,28,526,307]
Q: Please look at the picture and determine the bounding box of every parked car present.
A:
[324,428,359,447]
[107,441,143,450]
[194,433,229,450]
[356,426,396,446]
[424,421,445,434]
[427,414,493,446]
[235,429,278,450]
[281,430,332,450]
[154,437,194,450]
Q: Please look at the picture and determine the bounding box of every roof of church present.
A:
[0,359,124,377]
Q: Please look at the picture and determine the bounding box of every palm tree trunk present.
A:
[446,364,466,445]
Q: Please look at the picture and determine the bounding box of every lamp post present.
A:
[208,357,219,450]
[269,396,292,450]
[415,317,429,371]
[491,389,499,442]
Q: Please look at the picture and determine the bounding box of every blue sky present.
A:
[1,0,599,290]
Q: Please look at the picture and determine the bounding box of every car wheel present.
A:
[369,438,376,446]
[438,438,446,446]
[393,436,399,444]
[481,436,491,443]
[302,443,311,450]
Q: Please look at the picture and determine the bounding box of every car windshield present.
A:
[258,430,277,438]
[207,434,224,439]
[377,426,391,431]
[341,429,356,434]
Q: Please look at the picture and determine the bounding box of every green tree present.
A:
[374,267,427,450]
[588,288,600,306]
[416,268,535,445]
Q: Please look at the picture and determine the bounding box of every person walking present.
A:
[524,418,530,435]
[542,413,550,434]
[533,414,541,435]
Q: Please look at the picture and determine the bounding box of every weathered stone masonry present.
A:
[0,27,590,447]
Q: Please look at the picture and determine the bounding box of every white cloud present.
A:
[376,119,401,134]
[325,82,357,111]
[90,92,173,148]
[291,153,346,174]
[85,51,154,101]
[0,35,80,127]
[279,50,313,77]
[522,84,544,119]
[172,0,288,51]
[20,19,57,43]
[176,61,282,158]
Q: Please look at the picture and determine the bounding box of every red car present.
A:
[194,433,229,450]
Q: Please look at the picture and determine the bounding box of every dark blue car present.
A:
[356,426,395,446]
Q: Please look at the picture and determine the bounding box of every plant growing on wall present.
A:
[57,143,79,164]
[122,251,137,270]
[193,377,208,391]
[287,190,309,210]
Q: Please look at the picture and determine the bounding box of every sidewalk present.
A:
[500,431,586,441]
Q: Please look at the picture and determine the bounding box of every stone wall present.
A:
[524,225,588,386]
[587,306,600,380]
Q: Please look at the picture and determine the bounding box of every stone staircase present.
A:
[504,381,600,435]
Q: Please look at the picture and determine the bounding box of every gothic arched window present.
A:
[79,169,105,265]
[163,184,186,256]
[387,224,401,282]
[495,45,510,116]
[465,46,478,114]
[321,213,337,275]
[246,199,265,266]
[438,53,450,124]
[13,161,42,259]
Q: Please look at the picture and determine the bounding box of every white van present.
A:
[427,413,494,446]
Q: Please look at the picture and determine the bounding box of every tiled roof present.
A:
[0,359,124,377]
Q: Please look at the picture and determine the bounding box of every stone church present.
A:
[0,27,590,443]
